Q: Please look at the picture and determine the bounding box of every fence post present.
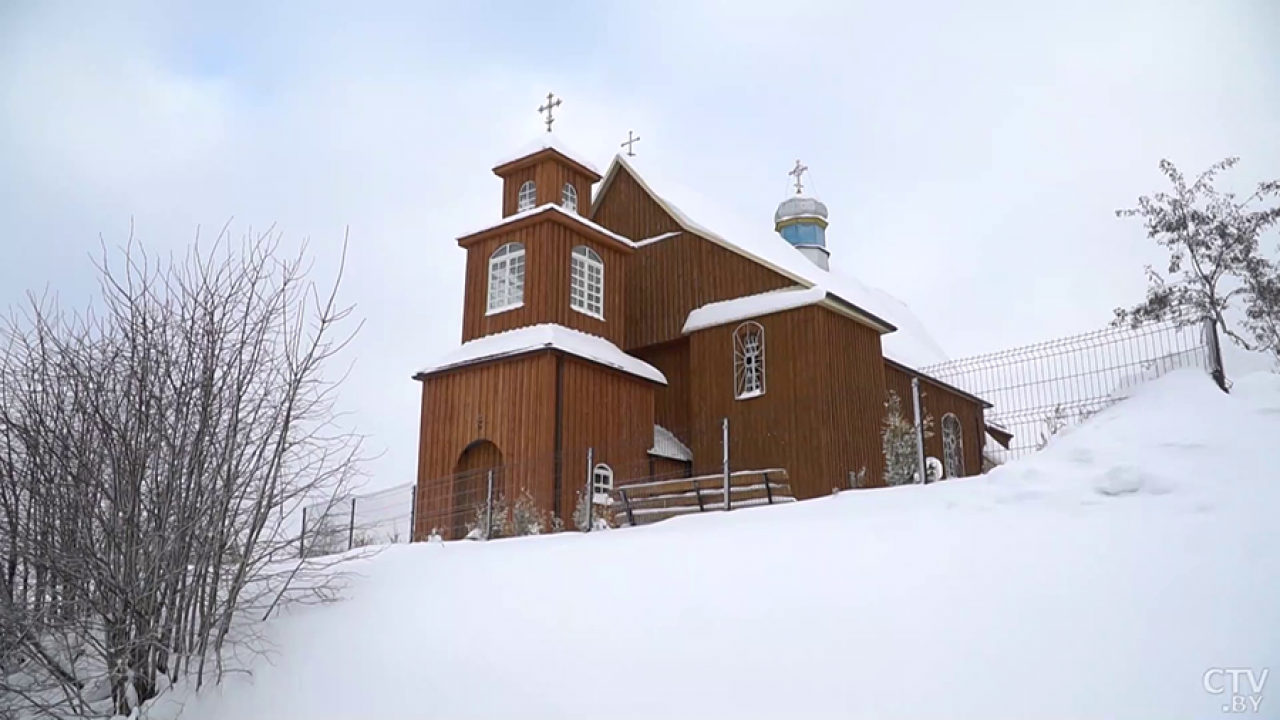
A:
[911,377,928,485]
[721,417,731,511]
[763,471,774,504]
[585,447,594,532]
[408,484,417,543]
[485,469,495,540]
[694,477,705,511]
[1203,315,1228,392]
[620,488,635,527]
[347,496,357,550]
[300,506,307,558]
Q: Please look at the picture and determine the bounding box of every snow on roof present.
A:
[594,155,950,370]
[649,425,693,461]
[417,324,666,385]
[456,203,636,248]
[683,286,827,334]
[493,132,600,177]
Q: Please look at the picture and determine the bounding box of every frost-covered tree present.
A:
[882,391,933,486]
[1115,157,1280,365]
[0,229,364,718]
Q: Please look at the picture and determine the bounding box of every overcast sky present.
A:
[2,0,1277,490]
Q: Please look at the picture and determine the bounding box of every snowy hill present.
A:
[160,370,1279,720]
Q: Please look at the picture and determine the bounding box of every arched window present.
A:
[561,182,578,213]
[517,180,537,212]
[592,463,613,502]
[486,242,525,314]
[942,413,964,478]
[569,245,604,318]
[733,322,765,399]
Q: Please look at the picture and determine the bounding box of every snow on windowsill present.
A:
[736,389,765,401]
[484,302,524,317]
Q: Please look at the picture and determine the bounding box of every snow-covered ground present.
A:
[156,369,1279,719]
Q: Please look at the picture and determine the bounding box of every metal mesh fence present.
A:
[920,316,1225,463]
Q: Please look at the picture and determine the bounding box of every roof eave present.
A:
[456,205,636,254]
[493,147,602,182]
[884,357,994,409]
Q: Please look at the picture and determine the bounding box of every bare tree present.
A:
[1114,157,1280,362]
[0,225,365,718]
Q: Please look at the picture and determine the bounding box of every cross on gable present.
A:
[621,130,641,157]
[538,92,562,132]
[789,160,808,195]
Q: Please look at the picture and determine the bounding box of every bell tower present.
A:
[492,94,602,217]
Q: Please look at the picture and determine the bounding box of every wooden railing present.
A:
[612,469,794,527]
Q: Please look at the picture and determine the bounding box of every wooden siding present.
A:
[590,167,681,242]
[414,350,656,538]
[500,155,595,217]
[556,357,655,525]
[883,364,986,479]
[687,305,889,501]
[414,352,558,540]
[460,219,627,346]
[631,339,691,443]
[592,169,799,350]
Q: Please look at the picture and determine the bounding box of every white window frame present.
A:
[569,245,604,319]
[561,182,578,214]
[486,242,526,315]
[592,463,613,504]
[517,180,537,212]
[942,413,964,478]
[733,322,765,400]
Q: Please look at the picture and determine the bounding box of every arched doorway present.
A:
[451,440,503,539]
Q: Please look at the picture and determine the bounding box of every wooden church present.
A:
[412,105,993,539]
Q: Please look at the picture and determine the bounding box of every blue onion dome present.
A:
[774,196,829,227]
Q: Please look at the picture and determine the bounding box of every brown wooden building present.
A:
[412,132,993,539]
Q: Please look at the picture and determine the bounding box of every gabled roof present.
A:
[590,155,949,370]
[492,133,602,180]
[456,203,637,252]
[415,324,667,385]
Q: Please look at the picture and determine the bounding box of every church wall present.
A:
[460,219,628,346]
[630,339,691,443]
[622,233,797,349]
[884,365,986,480]
[557,357,655,526]
[687,305,888,502]
[414,351,558,540]
[589,166,681,243]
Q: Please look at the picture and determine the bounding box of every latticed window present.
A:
[570,245,604,318]
[733,322,765,399]
[486,242,525,314]
[592,464,613,502]
[561,182,578,213]
[517,180,537,212]
[942,413,964,478]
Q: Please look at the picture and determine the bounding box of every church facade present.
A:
[412,130,992,539]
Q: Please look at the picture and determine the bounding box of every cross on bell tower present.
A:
[538,92,562,132]
[789,160,808,195]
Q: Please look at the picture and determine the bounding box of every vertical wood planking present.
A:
[883,364,986,479]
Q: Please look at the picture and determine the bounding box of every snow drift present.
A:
[157,370,1280,720]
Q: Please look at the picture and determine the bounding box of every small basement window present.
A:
[592,464,613,504]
